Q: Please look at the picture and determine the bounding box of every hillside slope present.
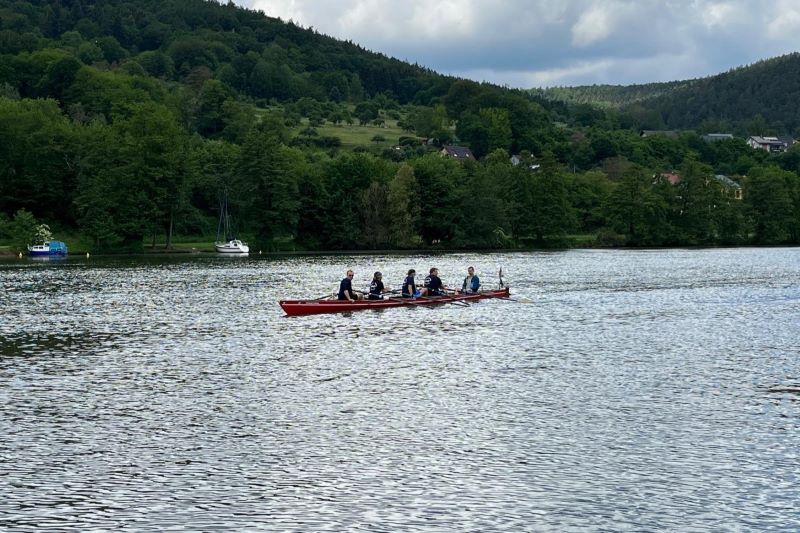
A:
[536,53,800,135]
[644,53,800,135]
[534,80,691,108]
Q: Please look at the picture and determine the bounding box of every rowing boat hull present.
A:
[279,288,510,316]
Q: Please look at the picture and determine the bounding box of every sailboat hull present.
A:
[215,240,250,254]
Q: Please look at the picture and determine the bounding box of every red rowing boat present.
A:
[279,287,510,316]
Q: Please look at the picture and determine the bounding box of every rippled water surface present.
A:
[1,248,799,531]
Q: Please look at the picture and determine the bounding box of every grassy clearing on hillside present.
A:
[314,120,406,147]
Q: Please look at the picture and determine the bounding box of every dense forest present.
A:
[1,0,800,253]
[534,80,690,109]
[539,54,800,136]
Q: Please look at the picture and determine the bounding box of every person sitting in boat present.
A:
[423,267,448,296]
[401,269,426,298]
[368,271,389,300]
[461,266,480,294]
[338,270,361,301]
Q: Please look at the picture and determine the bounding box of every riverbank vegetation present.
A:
[1,0,799,253]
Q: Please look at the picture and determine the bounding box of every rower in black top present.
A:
[423,267,447,296]
[401,268,426,298]
[368,271,388,300]
[338,269,360,301]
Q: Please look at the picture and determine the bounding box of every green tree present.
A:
[8,208,38,253]
[673,157,718,244]
[361,181,389,248]
[410,153,463,243]
[0,97,77,225]
[75,103,188,252]
[746,166,796,244]
[605,165,670,245]
[386,163,421,248]
[479,107,512,153]
[237,127,301,250]
[197,79,234,137]
[526,156,574,243]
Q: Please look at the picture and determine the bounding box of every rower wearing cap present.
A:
[368,271,389,300]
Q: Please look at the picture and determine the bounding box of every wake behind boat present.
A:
[279,287,510,316]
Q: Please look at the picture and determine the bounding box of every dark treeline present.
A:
[537,53,800,137]
[1,0,799,252]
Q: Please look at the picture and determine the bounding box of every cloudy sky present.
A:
[236,0,800,88]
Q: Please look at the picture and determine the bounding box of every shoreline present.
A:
[2,243,798,260]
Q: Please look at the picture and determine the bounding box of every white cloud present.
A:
[700,2,738,28]
[571,3,614,47]
[766,2,800,40]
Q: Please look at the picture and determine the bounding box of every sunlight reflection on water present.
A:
[1,248,799,530]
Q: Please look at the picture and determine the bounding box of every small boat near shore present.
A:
[280,287,510,316]
[27,241,68,257]
[215,239,249,254]
[215,191,249,254]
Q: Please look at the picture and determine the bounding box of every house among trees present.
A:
[747,136,795,152]
[656,172,681,185]
[511,154,541,170]
[440,145,475,161]
[640,130,680,139]
[714,175,743,200]
[702,133,734,141]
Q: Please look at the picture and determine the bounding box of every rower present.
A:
[423,267,447,296]
[338,269,360,301]
[401,269,425,298]
[368,271,388,300]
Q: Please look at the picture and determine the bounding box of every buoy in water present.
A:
[86,252,90,258]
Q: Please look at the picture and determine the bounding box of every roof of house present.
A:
[748,136,786,146]
[641,130,679,138]
[441,145,475,159]
[714,174,742,189]
[702,133,734,141]
[660,172,680,185]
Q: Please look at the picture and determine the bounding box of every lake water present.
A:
[1,248,799,531]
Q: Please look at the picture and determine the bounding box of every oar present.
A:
[419,292,471,307]
[387,296,428,306]
[314,292,335,300]
[498,296,533,303]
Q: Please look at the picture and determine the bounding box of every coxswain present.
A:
[461,266,480,293]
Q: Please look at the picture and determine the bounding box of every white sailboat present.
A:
[215,193,249,254]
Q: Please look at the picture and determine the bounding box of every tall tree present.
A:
[746,166,796,244]
[237,127,301,250]
[386,163,421,248]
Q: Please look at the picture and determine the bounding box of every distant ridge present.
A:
[534,53,800,135]
[532,80,693,108]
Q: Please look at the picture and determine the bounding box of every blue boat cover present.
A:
[49,241,68,254]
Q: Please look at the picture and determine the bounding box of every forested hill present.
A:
[640,53,800,135]
[0,0,449,103]
[2,0,800,254]
[537,53,800,136]
[533,80,691,108]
